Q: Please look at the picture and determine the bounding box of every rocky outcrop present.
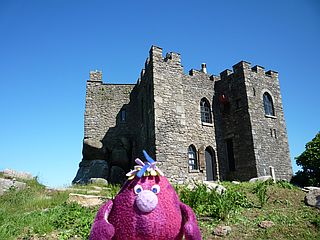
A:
[0,178,26,196]
[72,160,109,184]
[304,189,320,208]
[2,169,34,180]
[109,166,127,185]
[82,138,106,160]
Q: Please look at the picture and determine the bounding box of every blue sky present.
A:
[0,0,319,187]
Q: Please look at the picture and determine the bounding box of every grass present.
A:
[0,178,319,239]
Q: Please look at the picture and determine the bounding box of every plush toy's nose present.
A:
[135,190,158,213]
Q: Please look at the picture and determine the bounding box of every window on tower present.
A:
[200,98,212,123]
[188,145,198,171]
[120,109,126,123]
[263,92,275,116]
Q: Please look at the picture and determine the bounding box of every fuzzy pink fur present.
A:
[89,176,201,240]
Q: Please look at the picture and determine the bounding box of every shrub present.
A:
[292,132,320,187]
[178,184,251,220]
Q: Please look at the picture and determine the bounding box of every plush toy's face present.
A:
[115,175,179,215]
[134,181,160,212]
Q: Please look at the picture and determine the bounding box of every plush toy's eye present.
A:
[151,185,160,194]
[134,185,143,194]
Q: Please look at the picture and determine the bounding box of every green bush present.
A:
[293,132,320,187]
[178,184,251,220]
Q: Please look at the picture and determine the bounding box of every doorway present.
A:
[205,147,215,181]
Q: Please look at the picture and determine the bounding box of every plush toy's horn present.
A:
[136,150,154,178]
[143,150,155,163]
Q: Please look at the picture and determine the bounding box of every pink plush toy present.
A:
[89,151,202,240]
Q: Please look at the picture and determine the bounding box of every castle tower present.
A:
[214,61,292,181]
[73,46,292,185]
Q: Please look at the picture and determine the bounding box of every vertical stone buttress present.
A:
[150,46,189,183]
[215,62,257,180]
[243,64,292,180]
[214,61,292,181]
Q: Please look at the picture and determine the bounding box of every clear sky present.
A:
[0,0,319,187]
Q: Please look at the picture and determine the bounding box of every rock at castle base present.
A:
[0,178,26,196]
[2,169,34,180]
[187,181,226,194]
[72,160,109,184]
[109,166,126,185]
[304,189,320,208]
[213,226,231,236]
[89,178,109,186]
[203,181,226,194]
[82,138,106,160]
[249,175,272,183]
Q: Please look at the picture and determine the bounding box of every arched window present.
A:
[263,92,275,116]
[188,145,198,170]
[200,98,212,123]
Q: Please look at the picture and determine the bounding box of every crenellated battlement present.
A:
[219,61,279,80]
[89,70,102,82]
[149,45,181,65]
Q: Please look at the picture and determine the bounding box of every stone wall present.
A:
[215,62,258,181]
[74,46,293,184]
[242,63,292,180]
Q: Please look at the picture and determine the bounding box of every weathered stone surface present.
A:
[213,226,231,236]
[74,45,293,185]
[2,168,33,180]
[202,181,226,194]
[72,160,109,184]
[0,178,26,196]
[259,220,274,228]
[67,193,107,207]
[304,189,320,208]
[109,166,126,185]
[249,175,272,183]
[88,177,108,186]
[304,186,320,192]
[82,138,106,160]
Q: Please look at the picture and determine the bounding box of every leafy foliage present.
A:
[293,132,320,187]
[252,181,269,208]
[177,184,251,220]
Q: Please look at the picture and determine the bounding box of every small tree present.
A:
[292,132,320,187]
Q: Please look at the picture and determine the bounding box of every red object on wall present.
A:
[219,94,228,104]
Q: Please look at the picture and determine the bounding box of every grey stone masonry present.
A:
[73,46,293,184]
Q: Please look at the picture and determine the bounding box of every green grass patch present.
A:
[0,178,319,239]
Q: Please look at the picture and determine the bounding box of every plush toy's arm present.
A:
[180,202,202,240]
[89,200,115,240]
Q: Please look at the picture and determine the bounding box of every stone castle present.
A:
[73,46,292,184]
